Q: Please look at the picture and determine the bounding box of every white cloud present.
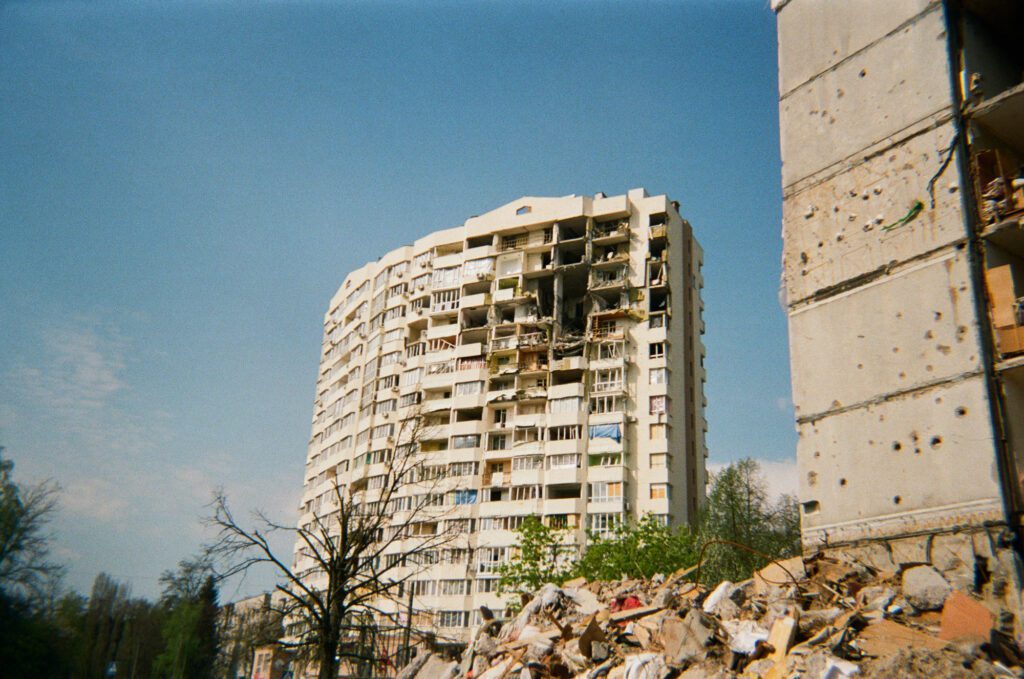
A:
[62,477,130,522]
[707,457,799,500]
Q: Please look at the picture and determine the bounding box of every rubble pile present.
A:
[399,552,1024,678]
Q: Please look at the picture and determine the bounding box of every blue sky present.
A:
[0,0,794,600]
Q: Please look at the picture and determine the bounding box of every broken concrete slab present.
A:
[902,565,953,611]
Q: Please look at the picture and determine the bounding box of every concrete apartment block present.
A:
[774,0,1024,575]
[296,189,706,637]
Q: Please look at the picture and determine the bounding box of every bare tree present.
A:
[0,447,62,603]
[206,414,460,679]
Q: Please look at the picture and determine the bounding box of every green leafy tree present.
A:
[698,458,801,584]
[575,513,697,581]
[496,516,574,596]
[154,559,219,679]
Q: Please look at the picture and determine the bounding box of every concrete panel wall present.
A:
[779,7,952,187]
[782,123,966,304]
[789,251,982,419]
[798,375,1002,545]
[777,0,938,96]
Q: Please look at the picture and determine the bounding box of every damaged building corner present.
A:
[776,0,1024,648]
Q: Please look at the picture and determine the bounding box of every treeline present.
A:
[497,458,801,594]
[0,452,229,679]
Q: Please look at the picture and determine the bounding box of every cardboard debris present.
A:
[400,553,1023,679]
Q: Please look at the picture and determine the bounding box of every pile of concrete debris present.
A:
[399,552,1024,678]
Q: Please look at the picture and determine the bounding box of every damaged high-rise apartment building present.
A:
[298,189,706,635]
[774,0,1024,577]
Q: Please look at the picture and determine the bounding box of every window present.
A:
[548,397,581,415]
[389,261,407,278]
[511,485,541,501]
[380,351,401,367]
[593,318,620,338]
[431,289,460,312]
[487,433,508,450]
[477,579,499,593]
[547,454,580,469]
[589,481,623,503]
[649,313,667,329]
[589,512,622,537]
[514,426,540,445]
[449,461,478,477]
[457,355,485,370]
[411,579,435,596]
[377,374,399,391]
[592,368,623,393]
[399,392,422,408]
[437,611,470,628]
[439,580,469,596]
[649,342,666,359]
[512,455,543,471]
[432,266,460,289]
[400,368,423,386]
[452,434,481,449]
[595,341,624,360]
[548,425,582,441]
[590,453,622,467]
[649,422,667,439]
[382,305,406,323]
[387,282,407,300]
[373,271,387,290]
[650,395,668,415]
[588,423,622,442]
[414,251,431,268]
[650,483,670,500]
[452,489,478,505]
[455,381,483,396]
[649,367,668,385]
[516,205,532,215]
[374,399,396,414]
[477,547,508,574]
[650,453,669,469]
[493,409,508,425]
[463,258,493,277]
[371,423,394,439]
[589,395,622,414]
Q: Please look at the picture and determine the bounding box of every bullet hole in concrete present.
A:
[936,344,951,355]
[956,406,967,417]
[836,234,844,242]
[893,346,900,353]
[839,478,847,486]
[814,451,821,459]
[899,371,907,379]
[935,311,942,321]
[859,69,867,78]
[802,500,820,515]
[808,471,818,486]
[800,252,809,264]
[833,206,840,213]
[857,363,864,369]
[924,330,934,339]
[893,495,902,505]
[926,364,934,372]
[817,241,824,248]
[893,441,902,451]
[931,436,943,448]
[896,312,903,319]
[956,243,965,250]
[911,431,919,442]
[837,88,844,98]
